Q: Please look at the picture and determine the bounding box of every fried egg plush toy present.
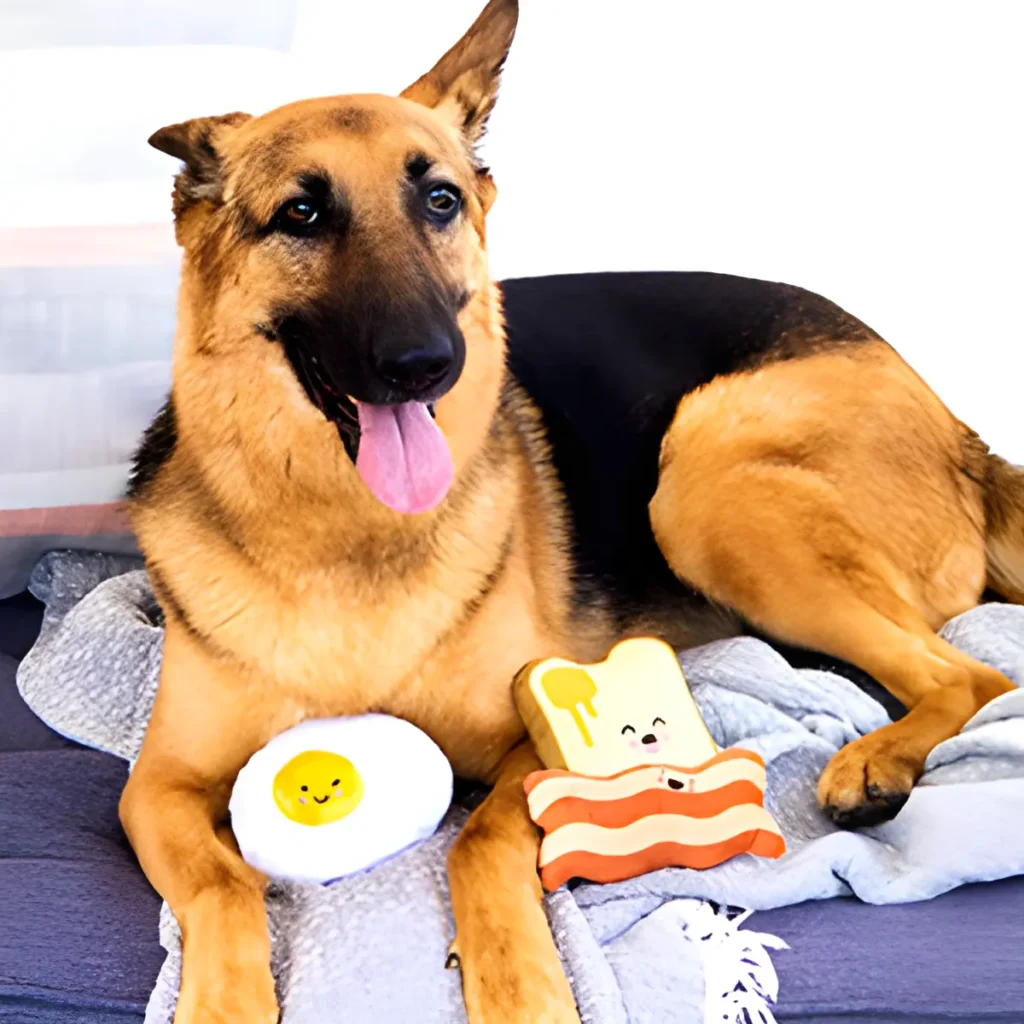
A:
[229,715,453,885]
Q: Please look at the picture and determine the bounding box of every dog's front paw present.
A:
[450,913,580,1024]
[173,891,279,1024]
[818,731,921,829]
[174,971,278,1024]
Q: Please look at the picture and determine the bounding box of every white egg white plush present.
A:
[229,715,453,885]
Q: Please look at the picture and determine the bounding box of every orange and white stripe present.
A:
[525,749,784,891]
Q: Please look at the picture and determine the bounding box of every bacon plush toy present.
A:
[514,638,785,891]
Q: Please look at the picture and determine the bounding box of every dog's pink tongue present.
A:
[354,401,453,514]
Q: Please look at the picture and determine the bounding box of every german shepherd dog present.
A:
[120,1,1024,1020]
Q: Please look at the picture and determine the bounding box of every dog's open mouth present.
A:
[282,338,452,515]
[283,336,362,463]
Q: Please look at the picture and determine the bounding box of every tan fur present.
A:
[124,4,589,1021]
[118,2,1023,1021]
[650,341,1016,822]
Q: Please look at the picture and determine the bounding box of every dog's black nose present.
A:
[375,332,455,395]
[642,733,657,745]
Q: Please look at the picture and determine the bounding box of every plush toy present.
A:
[514,637,785,891]
[229,715,452,885]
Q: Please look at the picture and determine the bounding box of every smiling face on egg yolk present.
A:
[273,750,364,826]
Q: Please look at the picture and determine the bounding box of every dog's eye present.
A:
[653,717,666,726]
[621,725,636,735]
[275,197,324,235]
[424,183,462,223]
[301,785,308,792]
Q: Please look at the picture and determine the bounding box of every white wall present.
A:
[292,0,1024,460]
[7,1,1019,456]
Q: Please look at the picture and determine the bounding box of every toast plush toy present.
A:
[514,637,785,891]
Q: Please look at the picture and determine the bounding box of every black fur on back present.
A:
[501,271,878,610]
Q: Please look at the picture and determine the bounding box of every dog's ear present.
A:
[148,112,251,217]
[400,0,518,148]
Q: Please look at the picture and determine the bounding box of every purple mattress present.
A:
[1,591,1021,1023]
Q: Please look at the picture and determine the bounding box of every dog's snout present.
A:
[641,733,657,745]
[375,331,455,396]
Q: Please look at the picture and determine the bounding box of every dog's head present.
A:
[151,0,517,515]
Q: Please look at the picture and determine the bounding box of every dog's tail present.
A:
[984,453,1024,603]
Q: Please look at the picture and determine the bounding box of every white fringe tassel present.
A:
[669,899,789,1024]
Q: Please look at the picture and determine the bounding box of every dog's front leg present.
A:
[448,742,580,1024]
[121,773,276,1024]
[119,621,278,1024]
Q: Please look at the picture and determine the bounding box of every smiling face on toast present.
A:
[620,715,672,756]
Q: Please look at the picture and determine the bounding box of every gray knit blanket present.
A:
[16,551,1024,1024]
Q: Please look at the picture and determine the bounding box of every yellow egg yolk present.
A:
[273,750,364,826]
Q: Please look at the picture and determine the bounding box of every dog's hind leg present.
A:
[649,349,1016,826]
[652,455,1014,826]
[120,621,279,1024]
[447,742,580,1024]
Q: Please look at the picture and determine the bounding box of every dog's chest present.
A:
[235,553,567,781]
